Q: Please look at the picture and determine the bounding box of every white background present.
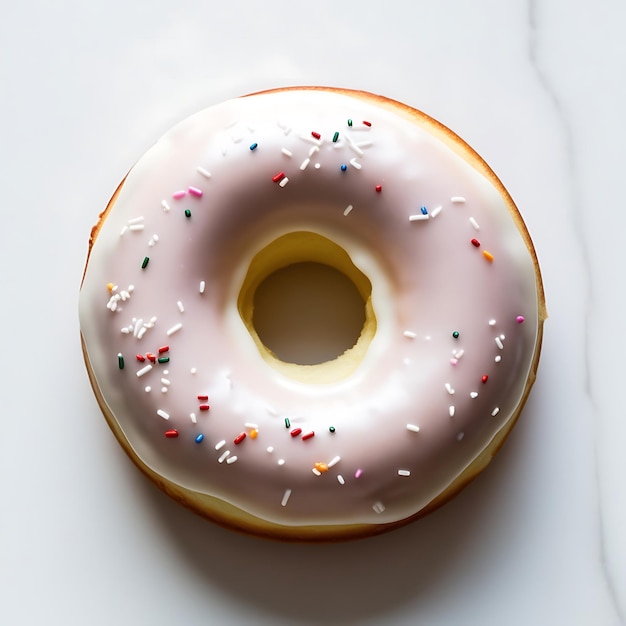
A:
[1,1,625,624]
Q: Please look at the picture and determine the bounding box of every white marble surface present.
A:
[1,1,625,624]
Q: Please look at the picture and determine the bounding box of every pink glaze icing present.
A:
[79,89,542,528]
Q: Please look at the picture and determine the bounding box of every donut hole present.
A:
[238,232,376,382]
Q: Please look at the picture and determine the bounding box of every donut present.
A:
[79,87,546,540]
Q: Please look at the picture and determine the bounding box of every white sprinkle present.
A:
[299,157,311,171]
[226,456,238,464]
[277,459,285,466]
[215,439,226,451]
[189,413,197,423]
[120,225,129,236]
[355,140,373,149]
[337,475,345,485]
[343,204,354,216]
[166,323,183,336]
[470,391,479,399]
[129,224,144,232]
[451,196,466,203]
[469,217,480,230]
[409,213,429,222]
[449,405,456,417]
[308,145,320,157]
[445,383,455,395]
[430,205,443,218]
[133,318,144,335]
[495,336,504,350]
[281,489,292,506]
[398,469,411,477]
[177,300,185,313]
[160,378,170,386]
[199,280,206,294]
[328,455,341,468]
[457,432,465,441]
[491,407,500,416]
[489,319,497,326]
[137,327,148,340]
[161,387,168,393]
[406,423,420,433]
[157,409,169,420]
[349,157,362,170]
[161,200,171,212]
[197,166,211,179]
[190,367,197,374]
[136,364,152,377]
[266,446,274,453]
[314,163,321,170]
[500,333,506,340]
[346,134,364,156]
[312,468,322,476]
[120,328,129,334]
[495,355,502,363]
[128,216,144,225]
[373,502,386,514]
[281,148,293,157]
[145,386,151,393]
[244,422,258,430]
[279,176,289,187]
[218,450,230,463]
[403,330,417,339]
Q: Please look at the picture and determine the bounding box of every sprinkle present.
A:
[471,238,480,247]
[157,346,169,354]
[420,206,428,215]
[199,281,206,294]
[277,459,285,466]
[197,394,208,400]
[190,367,197,374]
[452,330,460,339]
[175,301,184,314]
[279,176,289,187]
[406,423,420,433]
[451,196,466,203]
[483,250,494,262]
[136,364,152,378]
[160,378,170,386]
[409,214,429,222]
[491,407,500,416]
[302,431,315,441]
[457,432,465,441]
[299,158,311,171]
[445,383,455,395]
[136,354,146,362]
[266,446,274,453]
[403,330,417,339]
[332,131,339,142]
[234,432,246,445]
[345,135,364,156]
[199,404,210,411]
[375,184,382,193]
[449,406,455,417]
[489,319,497,326]
[349,158,362,170]
[354,469,363,479]
[218,450,230,463]
[312,468,322,477]
[146,353,156,363]
[157,409,170,420]
[166,323,183,336]
[215,439,226,451]
[281,489,292,507]
[340,163,347,171]
[337,475,345,485]
[308,145,319,157]
[129,224,145,232]
[117,353,124,369]
[343,204,354,216]
[516,315,525,324]
[347,119,353,127]
[470,392,479,399]
[284,418,291,428]
[314,462,328,473]
[165,430,178,438]
[226,456,238,464]
[120,226,128,236]
[184,209,191,218]
[161,200,171,212]
[362,120,372,127]
[329,426,336,433]
[482,375,489,383]
[141,256,150,269]
[495,355,502,363]
[430,205,443,218]
[450,358,458,366]
[195,434,204,443]
[197,166,211,179]
[311,131,321,140]
[145,386,151,393]
[172,190,187,200]
[469,217,480,230]
[157,356,170,364]
[188,186,203,198]
[372,502,385,514]
[281,148,293,157]
[189,413,197,423]
[290,428,302,437]
[495,336,504,350]
[327,455,341,468]
[398,469,411,477]
[249,429,258,440]
[249,142,258,151]
[272,171,285,183]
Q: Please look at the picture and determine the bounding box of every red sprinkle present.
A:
[375,184,382,193]
[482,375,489,384]
[146,353,156,363]
[363,120,372,127]
[158,345,169,354]
[471,238,481,247]
[311,131,321,140]
[198,404,210,411]
[197,395,209,400]
[302,431,315,441]
[272,171,285,183]
[290,428,302,437]
[164,429,179,438]
[234,432,247,445]
[136,354,146,362]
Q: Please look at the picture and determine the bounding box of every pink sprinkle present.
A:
[450,358,458,366]
[172,190,187,200]
[188,186,203,198]
[354,469,363,478]
[301,431,315,441]
[516,315,525,324]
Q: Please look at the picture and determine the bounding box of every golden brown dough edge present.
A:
[80,86,546,542]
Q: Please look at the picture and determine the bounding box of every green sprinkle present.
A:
[284,417,290,428]
[332,131,339,142]
[141,256,149,269]
[184,209,191,218]
[158,356,170,364]
[329,426,336,433]
[117,353,124,369]
[452,331,460,339]
[347,119,353,127]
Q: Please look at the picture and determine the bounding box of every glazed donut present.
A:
[79,87,546,540]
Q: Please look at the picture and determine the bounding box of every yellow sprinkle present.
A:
[106,282,115,292]
[249,429,258,440]
[314,462,329,473]
[482,250,494,262]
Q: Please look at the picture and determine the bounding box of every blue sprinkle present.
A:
[249,142,258,151]
[195,434,205,443]
[421,205,428,215]
[340,164,347,172]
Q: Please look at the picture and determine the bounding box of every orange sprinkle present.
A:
[249,429,259,440]
[106,282,114,292]
[314,462,329,473]
[482,250,494,262]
